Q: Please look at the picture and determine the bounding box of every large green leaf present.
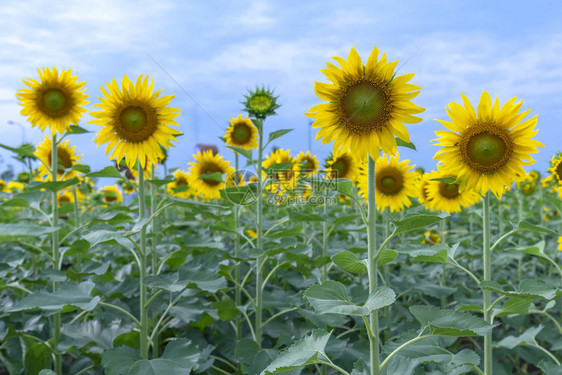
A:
[494,325,543,349]
[0,224,58,242]
[479,280,557,300]
[390,212,449,234]
[87,166,123,178]
[102,340,212,375]
[61,320,133,350]
[409,306,494,337]
[513,221,558,236]
[27,177,80,193]
[261,330,331,374]
[332,251,367,274]
[267,129,293,145]
[144,265,227,293]
[305,280,395,316]
[4,281,100,313]
[24,342,51,375]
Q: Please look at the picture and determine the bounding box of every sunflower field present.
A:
[0,47,561,375]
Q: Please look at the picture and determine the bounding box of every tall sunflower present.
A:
[168,170,192,198]
[17,67,89,135]
[433,92,543,198]
[424,170,481,213]
[357,153,418,212]
[296,151,319,177]
[305,47,424,160]
[225,115,258,150]
[325,151,359,180]
[35,136,82,181]
[91,75,181,169]
[188,150,234,199]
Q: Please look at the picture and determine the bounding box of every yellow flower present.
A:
[296,151,319,177]
[417,172,433,210]
[433,92,543,199]
[424,170,481,213]
[422,231,441,245]
[7,181,24,193]
[167,170,191,198]
[528,170,540,181]
[122,181,136,194]
[0,180,7,192]
[225,115,258,150]
[188,150,234,199]
[58,190,75,205]
[306,47,424,160]
[325,151,359,180]
[35,136,83,181]
[546,154,562,186]
[101,185,122,204]
[17,67,88,135]
[247,229,257,238]
[263,149,297,192]
[558,236,562,251]
[357,153,418,212]
[91,74,181,169]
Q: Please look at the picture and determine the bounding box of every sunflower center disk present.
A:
[233,124,251,143]
[42,89,67,113]
[460,124,513,174]
[201,164,222,186]
[556,162,562,181]
[48,148,73,174]
[120,107,147,133]
[376,168,404,196]
[331,159,348,178]
[340,81,389,134]
[250,95,271,111]
[439,182,460,199]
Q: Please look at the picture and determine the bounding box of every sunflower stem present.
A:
[482,192,493,375]
[138,162,149,359]
[367,156,380,375]
[51,134,62,375]
[440,219,447,309]
[234,152,242,341]
[321,187,328,282]
[255,119,264,349]
[72,186,81,270]
[150,168,160,358]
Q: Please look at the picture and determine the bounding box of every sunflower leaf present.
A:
[396,137,416,151]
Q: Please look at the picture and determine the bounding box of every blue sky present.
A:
[1,0,562,178]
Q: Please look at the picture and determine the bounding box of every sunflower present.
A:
[422,231,441,246]
[17,67,88,135]
[0,180,7,192]
[167,170,191,198]
[357,153,418,212]
[433,92,543,198]
[262,148,297,192]
[226,171,246,187]
[424,170,481,213]
[544,153,562,186]
[101,185,122,204]
[58,190,75,205]
[528,170,540,182]
[225,115,258,150]
[242,87,280,120]
[305,47,424,160]
[188,150,234,199]
[558,236,562,251]
[91,74,181,169]
[247,229,257,238]
[122,180,136,195]
[417,172,433,210]
[296,151,319,177]
[325,151,359,180]
[7,181,24,193]
[35,136,83,181]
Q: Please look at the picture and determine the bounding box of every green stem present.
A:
[367,156,380,375]
[440,219,447,308]
[321,187,329,281]
[149,168,160,358]
[138,163,149,359]
[72,186,81,271]
[482,193,493,375]
[255,119,264,349]
[51,133,62,375]
[379,334,430,370]
[234,153,242,341]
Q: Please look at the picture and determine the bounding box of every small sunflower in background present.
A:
[0,180,7,192]
[357,153,418,212]
[306,47,424,160]
[528,170,540,182]
[263,148,297,192]
[122,180,136,195]
[558,236,562,251]
[17,67,89,135]
[247,229,257,238]
[101,185,122,204]
[422,231,441,246]
[7,181,24,193]
[424,170,481,213]
[242,87,280,120]
[225,115,258,150]
[434,92,543,199]
[58,190,75,205]
[325,151,359,180]
[167,170,191,198]
[35,136,82,181]
[296,151,319,177]
[188,150,234,199]
[543,153,562,187]
[226,171,246,187]
[417,172,433,210]
[91,74,181,169]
